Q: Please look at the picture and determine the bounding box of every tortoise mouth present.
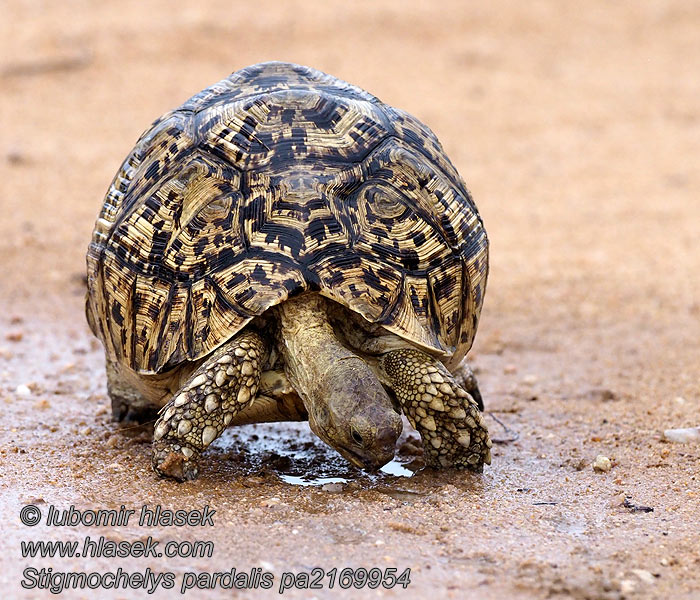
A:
[336,443,394,472]
[312,422,393,471]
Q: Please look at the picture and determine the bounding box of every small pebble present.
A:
[503,365,517,374]
[592,455,612,472]
[260,497,281,507]
[673,396,686,405]
[5,331,23,342]
[22,497,45,504]
[321,482,344,493]
[15,384,31,397]
[663,427,700,443]
[631,569,656,585]
[242,476,265,487]
[620,580,636,594]
[522,374,538,386]
[588,388,616,401]
[6,149,27,165]
[612,492,627,506]
[106,436,120,448]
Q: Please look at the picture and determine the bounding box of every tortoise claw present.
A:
[152,441,199,482]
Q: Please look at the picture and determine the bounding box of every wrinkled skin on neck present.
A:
[276,294,402,470]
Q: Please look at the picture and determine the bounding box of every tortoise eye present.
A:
[351,428,364,446]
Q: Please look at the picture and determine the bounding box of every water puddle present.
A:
[219,421,419,488]
[278,474,349,487]
[379,459,415,478]
[278,457,415,487]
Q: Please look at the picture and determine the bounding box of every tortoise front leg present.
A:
[381,349,491,471]
[152,330,268,481]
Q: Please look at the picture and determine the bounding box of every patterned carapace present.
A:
[86,62,488,374]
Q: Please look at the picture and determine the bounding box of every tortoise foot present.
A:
[152,440,200,481]
[382,348,492,472]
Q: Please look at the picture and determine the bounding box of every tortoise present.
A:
[86,61,491,481]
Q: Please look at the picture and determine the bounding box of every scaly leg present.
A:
[453,359,484,411]
[382,349,491,471]
[152,330,268,481]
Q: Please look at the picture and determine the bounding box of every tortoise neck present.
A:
[276,293,359,391]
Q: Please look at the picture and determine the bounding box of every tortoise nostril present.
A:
[375,423,401,449]
[351,429,364,446]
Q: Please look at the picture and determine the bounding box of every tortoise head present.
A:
[277,294,402,471]
[306,358,403,471]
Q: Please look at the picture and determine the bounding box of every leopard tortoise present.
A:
[86,61,491,481]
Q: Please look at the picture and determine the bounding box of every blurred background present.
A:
[1,2,698,598]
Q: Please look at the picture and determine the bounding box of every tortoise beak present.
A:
[337,444,395,472]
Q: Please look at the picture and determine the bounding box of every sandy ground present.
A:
[1,1,699,598]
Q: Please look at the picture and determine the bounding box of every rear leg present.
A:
[453,359,484,411]
[106,361,159,423]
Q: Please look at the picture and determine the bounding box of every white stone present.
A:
[663,427,700,443]
[592,455,612,472]
[15,384,31,397]
[631,569,656,585]
[321,482,344,493]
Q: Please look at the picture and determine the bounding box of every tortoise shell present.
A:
[86,61,488,375]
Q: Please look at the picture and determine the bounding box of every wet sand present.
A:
[1,1,699,598]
